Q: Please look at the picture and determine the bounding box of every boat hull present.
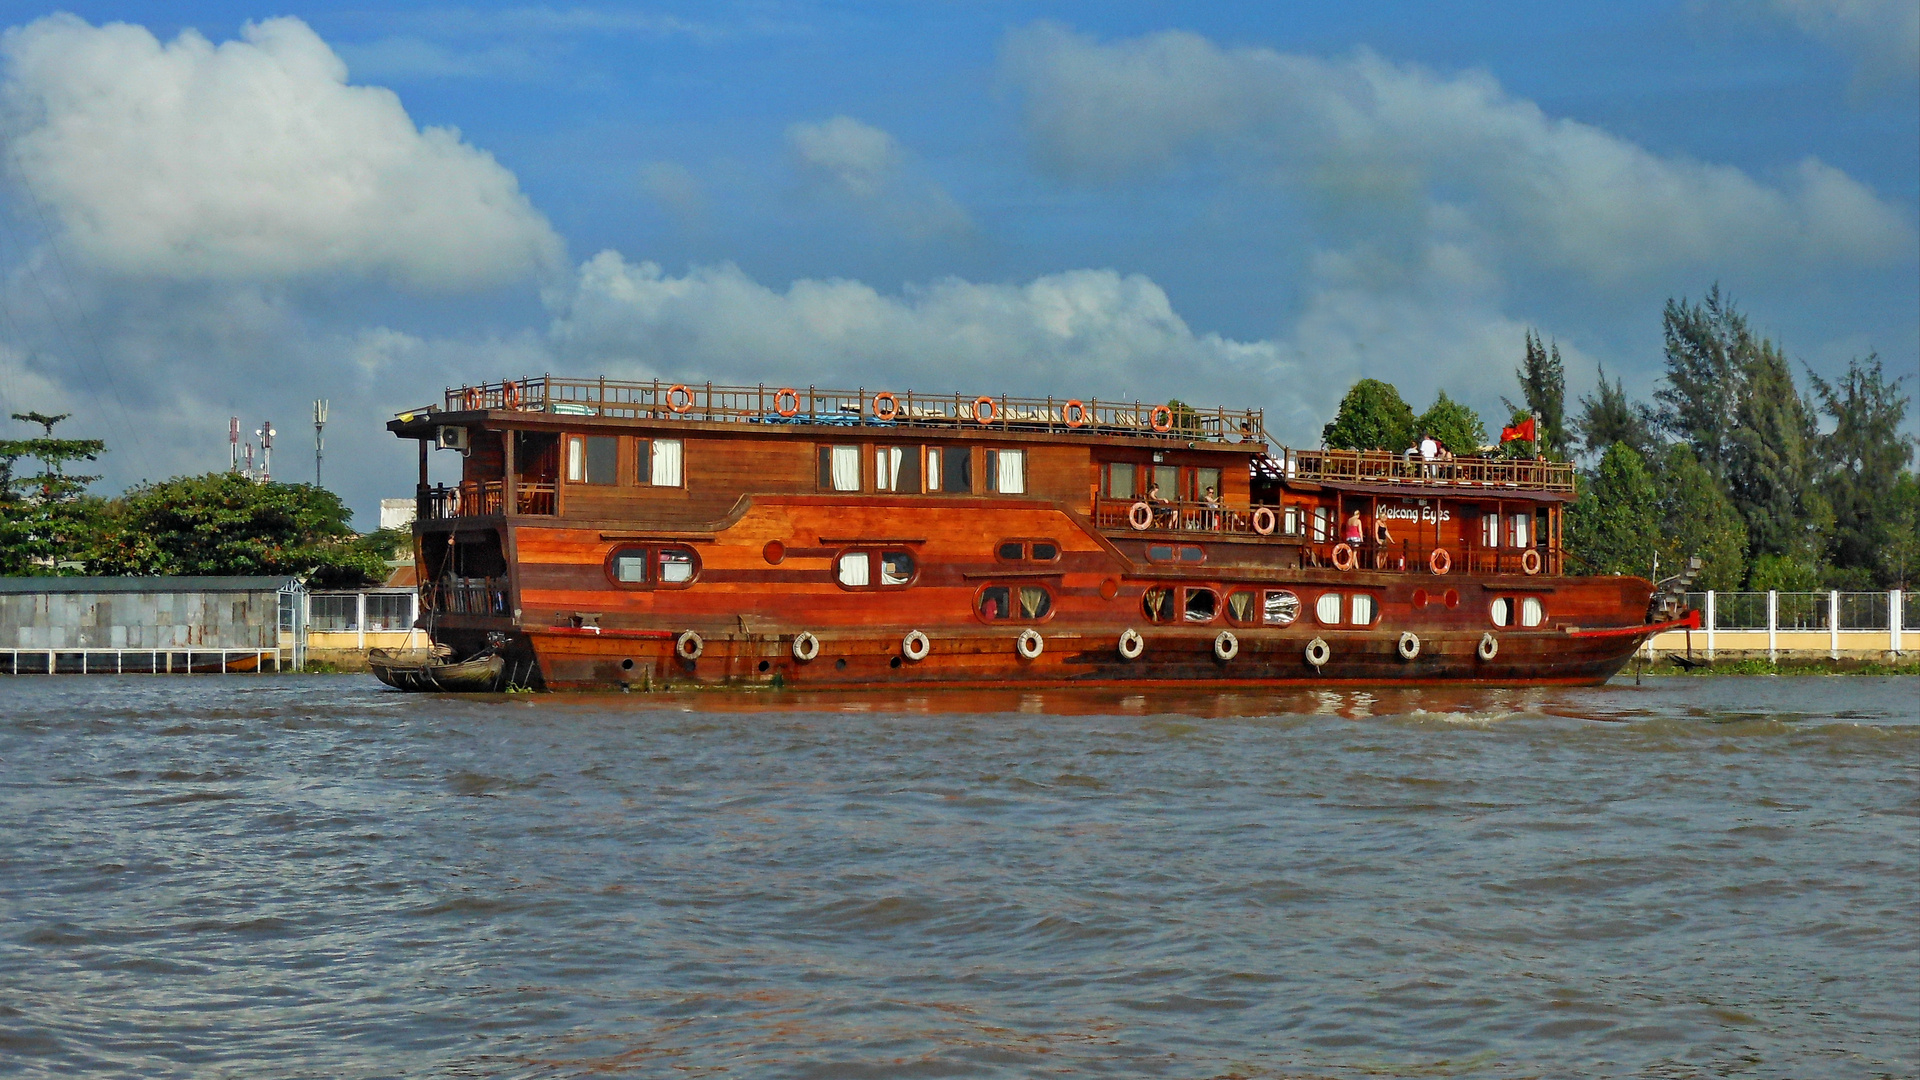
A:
[369,649,508,693]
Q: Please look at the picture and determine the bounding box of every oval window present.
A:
[611,547,649,583]
[998,541,1025,561]
[1521,596,1544,627]
[1491,597,1512,627]
[1178,545,1206,563]
[880,551,916,586]
[1226,589,1258,624]
[657,547,697,584]
[1030,541,1059,561]
[1350,593,1375,625]
[1316,593,1343,625]
[1146,544,1176,563]
[1183,587,1218,623]
[1263,590,1300,626]
[837,551,871,588]
[1142,586,1175,623]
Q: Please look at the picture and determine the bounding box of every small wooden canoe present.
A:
[369,648,505,692]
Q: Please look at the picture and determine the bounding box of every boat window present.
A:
[1146,544,1175,562]
[987,449,1026,494]
[819,445,861,492]
[612,548,648,583]
[977,583,1051,621]
[1153,465,1178,500]
[1264,590,1300,626]
[1283,505,1302,536]
[876,446,919,492]
[1509,513,1530,548]
[1311,506,1331,543]
[657,547,695,583]
[1491,597,1512,626]
[880,551,915,586]
[1105,462,1136,499]
[1480,513,1500,549]
[943,446,973,493]
[998,541,1026,560]
[1184,587,1218,623]
[1030,541,1058,561]
[837,551,871,587]
[1178,545,1205,564]
[1142,586,1175,623]
[567,435,618,485]
[1350,593,1375,625]
[1315,592,1343,625]
[1194,467,1221,501]
[1520,597,1544,627]
[606,544,700,588]
[1145,544,1204,564]
[649,439,683,487]
[1227,589,1257,624]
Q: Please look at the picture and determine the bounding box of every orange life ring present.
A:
[1251,506,1276,535]
[501,380,520,409]
[1429,547,1452,576]
[1064,399,1086,428]
[1521,548,1542,575]
[973,396,998,425]
[1128,501,1153,531]
[1332,543,1357,571]
[665,384,693,413]
[463,387,479,411]
[773,387,801,417]
[1149,404,1174,432]
[872,392,899,421]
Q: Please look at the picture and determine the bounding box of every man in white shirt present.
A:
[1418,432,1439,476]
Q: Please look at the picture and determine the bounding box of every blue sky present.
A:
[0,1,1913,524]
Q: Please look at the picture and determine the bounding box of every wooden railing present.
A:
[414,376,1265,444]
[1282,448,1575,492]
[1092,496,1264,536]
[420,481,558,519]
[421,576,510,616]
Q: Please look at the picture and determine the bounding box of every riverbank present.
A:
[1638,655,1920,676]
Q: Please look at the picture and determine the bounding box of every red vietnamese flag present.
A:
[1500,416,1537,444]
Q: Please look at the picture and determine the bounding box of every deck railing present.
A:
[420,576,510,617]
[416,376,1265,444]
[420,481,557,520]
[1283,448,1575,493]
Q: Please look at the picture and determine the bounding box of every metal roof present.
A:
[0,576,301,595]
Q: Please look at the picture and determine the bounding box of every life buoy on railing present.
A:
[1064,399,1087,428]
[1477,632,1499,661]
[1128,501,1154,531]
[1149,404,1174,433]
[1331,543,1357,571]
[1305,637,1331,668]
[773,388,801,417]
[901,630,930,661]
[792,631,820,662]
[1397,631,1420,661]
[463,387,480,411]
[1214,630,1239,661]
[502,380,520,409]
[1521,549,1542,576]
[973,396,998,425]
[872,392,900,421]
[1429,548,1452,576]
[665,384,693,414]
[1016,629,1044,659]
[1117,627,1144,660]
[1251,507,1276,535]
[676,630,704,661]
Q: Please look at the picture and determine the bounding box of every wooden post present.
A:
[503,428,516,516]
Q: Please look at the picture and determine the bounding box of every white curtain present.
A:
[1521,597,1544,627]
[925,448,941,491]
[1510,513,1529,547]
[651,439,683,487]
[1350,593,1375,624]
[566,437,584,482]
[831,445,861,491]
[1316,593,1342,625]
[837,551,870,587]
[996,449,1025,494]
[877,447,904,491]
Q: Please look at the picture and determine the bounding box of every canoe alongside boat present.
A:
[368,647,506,692]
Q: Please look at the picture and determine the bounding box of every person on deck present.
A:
[1344,510,1365,547]
[1203,485,1222,530]
[1147,481,1175,527]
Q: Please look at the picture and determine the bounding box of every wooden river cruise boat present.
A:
[386,377,1697,691]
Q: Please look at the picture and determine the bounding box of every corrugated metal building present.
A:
[0,576,303,674]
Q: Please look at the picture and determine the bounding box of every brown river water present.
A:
[0,675,1914,1078]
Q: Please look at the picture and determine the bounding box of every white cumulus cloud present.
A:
[1772,0,1920,85]
[1000,23,1914,282]
[787,116,971,239]
[0,14,564,290]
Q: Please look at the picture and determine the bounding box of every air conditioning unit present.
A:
[436,425,470,452]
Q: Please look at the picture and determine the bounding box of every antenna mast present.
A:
[257,420,276,483]
[229,417,240,472]
[313,399,328,486]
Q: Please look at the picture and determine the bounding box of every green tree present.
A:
[88,472,388,586]
[1726,340,1827,562]
[1505,330,1570,459]
[1322,379,1416,452]
[1572,365,1657,459]
[1416,391,1488,455]
[0,412,107,575]
[1807,355,1914,585]
[1655,285,1750,479]
[1654,444,1746,590]
[1566,442,1659,577]
[1878,472,1920,589]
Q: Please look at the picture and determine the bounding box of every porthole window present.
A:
[1147,544,1175,562]
[1227,589,1258,625]
[1491,597,1512,627]
[1350,593,1376,625]
[1520,596,1545,627]
[1145,543,1205,564]
[1263,590,1300,626]
[1316,592,1343,625]
[978,583,1052,622]
[997,539,1061,562]
[606,544,700,589]
[836,549,916,590]
[1183,587,1218,623]
[1030,541,1058,561]
[1142,586,1175,624]
[998,541,1025,561]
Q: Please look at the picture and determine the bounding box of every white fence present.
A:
[1658,590,1913,661]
